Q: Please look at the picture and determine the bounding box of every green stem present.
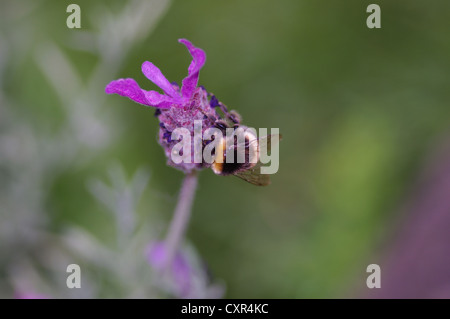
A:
[163,171,198,269]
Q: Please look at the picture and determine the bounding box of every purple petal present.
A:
[142,61,180,98]
[209,95,219,108]
[145,91,176,109]
[105,78,150,106]
[178,39,206,99]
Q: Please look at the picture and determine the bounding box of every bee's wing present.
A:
[233,134,282,186]
[233,164,271,186]
[255,133,282,152]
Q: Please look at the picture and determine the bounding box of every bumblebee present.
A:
[205,102,281,186]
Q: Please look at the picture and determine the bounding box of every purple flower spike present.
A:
[147,242,192,298]
[106,39,221,173]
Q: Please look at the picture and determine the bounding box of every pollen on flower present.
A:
[105,39,223,173]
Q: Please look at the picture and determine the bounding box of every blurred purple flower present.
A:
[147,242,192,298]
[15,292,49,299]
[105,39,220,173]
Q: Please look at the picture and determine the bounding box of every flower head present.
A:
[146,241,224,298]
[106,39,220,173]
[147,242,192,298]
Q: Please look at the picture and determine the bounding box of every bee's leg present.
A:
[198,108,219,124]
[219,102,241,125]
[229,110,242,125]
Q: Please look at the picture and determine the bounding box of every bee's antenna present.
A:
[198,108,218,123]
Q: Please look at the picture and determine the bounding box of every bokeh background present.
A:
[1,0,450,298]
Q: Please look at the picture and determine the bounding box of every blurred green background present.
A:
[1,0,449,298]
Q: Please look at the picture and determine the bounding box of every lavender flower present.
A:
[15,292,49,299]
[147,241,224,298]
[147,242,192,298]
[107,39,228,298]
[105,39,219,173]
